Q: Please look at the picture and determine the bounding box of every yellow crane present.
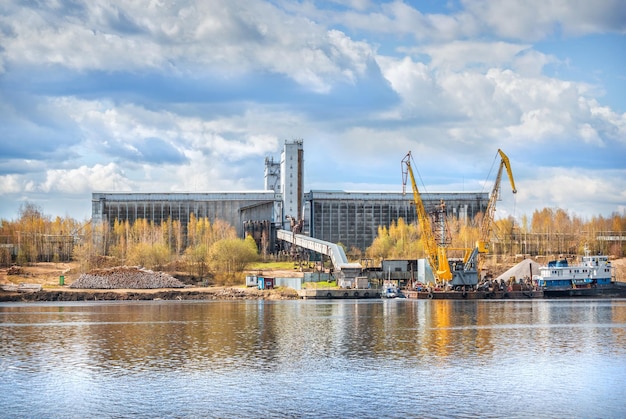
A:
[402,149,516,289]
[478,149,517,252]
[466,149,517,273]
[401,152,452,282]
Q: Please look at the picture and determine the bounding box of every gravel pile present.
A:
[70,266,185,289]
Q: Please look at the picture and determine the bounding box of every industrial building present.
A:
[92,140,488,251]
[307,190,486,251]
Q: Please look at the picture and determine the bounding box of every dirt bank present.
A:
[0,286,299,302]
[0,262,302,302]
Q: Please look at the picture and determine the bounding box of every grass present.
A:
[247,261,315,270]
[303,280,338,289]
[247,261,293,270]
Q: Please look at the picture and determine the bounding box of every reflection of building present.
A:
[92,140,488,251]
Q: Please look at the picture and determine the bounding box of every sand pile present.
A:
[71,266,185,289]
[494,259,540,282]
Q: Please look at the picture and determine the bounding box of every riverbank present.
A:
[2,259,626,303]
[0,286,299,302]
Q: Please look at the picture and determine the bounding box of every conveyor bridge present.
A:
[277,229,362,288]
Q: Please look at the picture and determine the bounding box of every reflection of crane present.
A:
[401,152,452,282]
[465,149,517,272]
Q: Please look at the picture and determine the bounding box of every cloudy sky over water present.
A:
[1,0,625,222]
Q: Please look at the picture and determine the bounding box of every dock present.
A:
[297,289,379,299]
[403,290,543,299]
[297,288,544,299]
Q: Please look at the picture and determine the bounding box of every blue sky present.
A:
[1,0,625,223]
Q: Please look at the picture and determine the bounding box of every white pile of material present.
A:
[71,266,185,289]
[494,259,540,282]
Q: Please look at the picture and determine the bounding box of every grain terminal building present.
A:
[92,140,488,251]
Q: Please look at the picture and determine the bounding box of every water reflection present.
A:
[1,299,625,418]
[2,300,626,369]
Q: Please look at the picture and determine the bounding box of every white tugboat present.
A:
[534,249,614,297]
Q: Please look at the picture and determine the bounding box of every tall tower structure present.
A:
[280,139,304,229]
[264,157,281,192]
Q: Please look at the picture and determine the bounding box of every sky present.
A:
[1,0,625,224]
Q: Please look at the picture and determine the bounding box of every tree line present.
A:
[364,208,625,264]
[1,203,624,276]
[0,203,259,285]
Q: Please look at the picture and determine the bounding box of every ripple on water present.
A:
[1,299,625,418]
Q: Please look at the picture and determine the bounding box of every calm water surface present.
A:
[1,299,625,418]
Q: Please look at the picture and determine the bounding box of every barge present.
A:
[404,289,543,299]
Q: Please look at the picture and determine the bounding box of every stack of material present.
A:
[7,266,23,275]
[70,266,185,289]
[494,258,540,282]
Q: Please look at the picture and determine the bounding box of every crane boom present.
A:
[401,152,452,281]
[476,149,517,254]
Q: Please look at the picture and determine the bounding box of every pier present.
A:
[297,288,379,299]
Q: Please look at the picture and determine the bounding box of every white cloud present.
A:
[3,6,162,72]
[298,0,625,43]
[376,56,439,111]
[0,163,131,196]
[367,1,479,41]
[375,55,624,151]
[587,100,626,144]
[517,167,626,218]
[511,49,557,77]
[53,98,281,162]
[463,0,626,40]
[420,41,530,72]
[0,0,377,92]
[166,151,252,192]
[0,175,24,194]
[0,0,623,222]
[41,163,132,193]
[578,123,603,146]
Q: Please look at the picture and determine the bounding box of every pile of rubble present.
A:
[7,266,24,275]
[70,266,185,289]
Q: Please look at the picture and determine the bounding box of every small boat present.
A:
[381,283,399,298]
[533,250,614,297]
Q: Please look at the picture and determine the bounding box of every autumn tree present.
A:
[183,216,238,277]
[366,225,393,262]
[365,219,424,263]
[0,202,80,265]
[184,244,210,282]
[72,221,112,272]
[208,235,259,284]
[16,202,47,263]
[162,218,183,257]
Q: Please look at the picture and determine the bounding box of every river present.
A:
[1,299,625,418]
